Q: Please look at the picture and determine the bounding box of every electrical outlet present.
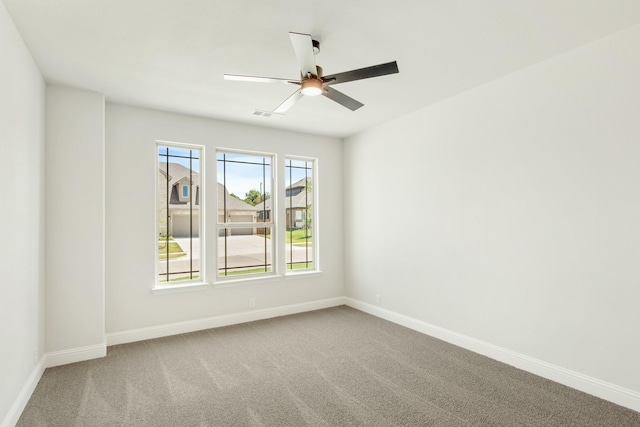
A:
[249,298,256,308]
[375,294,381,305]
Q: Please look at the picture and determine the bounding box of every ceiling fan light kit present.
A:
[300,78,323,96]
[224,32,399,113]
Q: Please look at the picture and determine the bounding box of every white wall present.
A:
[45,86,105,355]
[344,24,640,396]
[105,104,343,334]
[0,1,45,424]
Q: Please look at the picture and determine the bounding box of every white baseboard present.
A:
[1,357,45,427]
[45,343,107,368]
[107,296,346,346]
[345,297,640,413]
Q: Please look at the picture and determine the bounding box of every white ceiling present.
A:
[4,0,640,138]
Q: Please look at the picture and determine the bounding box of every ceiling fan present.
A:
[224,32,399,113]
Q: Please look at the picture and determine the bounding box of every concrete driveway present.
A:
[158,235,312,279]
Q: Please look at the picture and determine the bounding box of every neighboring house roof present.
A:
[159,162,197,187]
[285,191,311,209]
[261,178,311,211]
[217,183,258,212]
[159,162,256,212]
[288,177,308,190]
[159,168,171,181]
[256,197,271,212]
[286,178,309,197]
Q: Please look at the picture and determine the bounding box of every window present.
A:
[217,150,274,278]
[156,143,203,284]
[285,157,316,272]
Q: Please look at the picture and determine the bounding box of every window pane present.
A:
[285,158,314,272]
[218,227,273,277]
[217,150,274,279]
[217,152,271,223]
[157,145,201,284]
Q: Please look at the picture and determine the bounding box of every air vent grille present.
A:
[252,110,283,119]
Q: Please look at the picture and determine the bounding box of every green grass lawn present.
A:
[258,229,312,244]
[158,275,199,283]
[158,240,186,259]
[287,261,313,270]
[285,229,312,244]
[218,262,312,276]
[220,267,272,276]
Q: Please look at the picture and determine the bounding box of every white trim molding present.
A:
[1,357,45,427]
[345,297,640,413]
[45,343,107,368]
[107,296,346,346]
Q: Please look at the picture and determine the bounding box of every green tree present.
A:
[304,180,312,236]
[304,203,313,236]
[244,189,270,206]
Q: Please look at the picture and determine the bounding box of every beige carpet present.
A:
[18,306,640,426]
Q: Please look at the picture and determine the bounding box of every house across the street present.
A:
[158,162,257,237]
[259,178,312,229]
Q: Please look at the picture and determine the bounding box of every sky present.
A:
[159,146,311,198]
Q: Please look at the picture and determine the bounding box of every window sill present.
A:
[152,282,211,295]
[152,271,322,292]
[285,270,322,280]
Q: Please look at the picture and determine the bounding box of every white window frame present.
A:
[284,155,319,276]
[154,140,206,291]
[215,148,276,284]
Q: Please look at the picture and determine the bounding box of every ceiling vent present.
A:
[252,110,283,119]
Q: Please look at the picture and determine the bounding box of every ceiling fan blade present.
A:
[289,32,318,78]
[323,86,364,111]
[224,74,300,84]
[274,90,304,113]
[323,61,399,85]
